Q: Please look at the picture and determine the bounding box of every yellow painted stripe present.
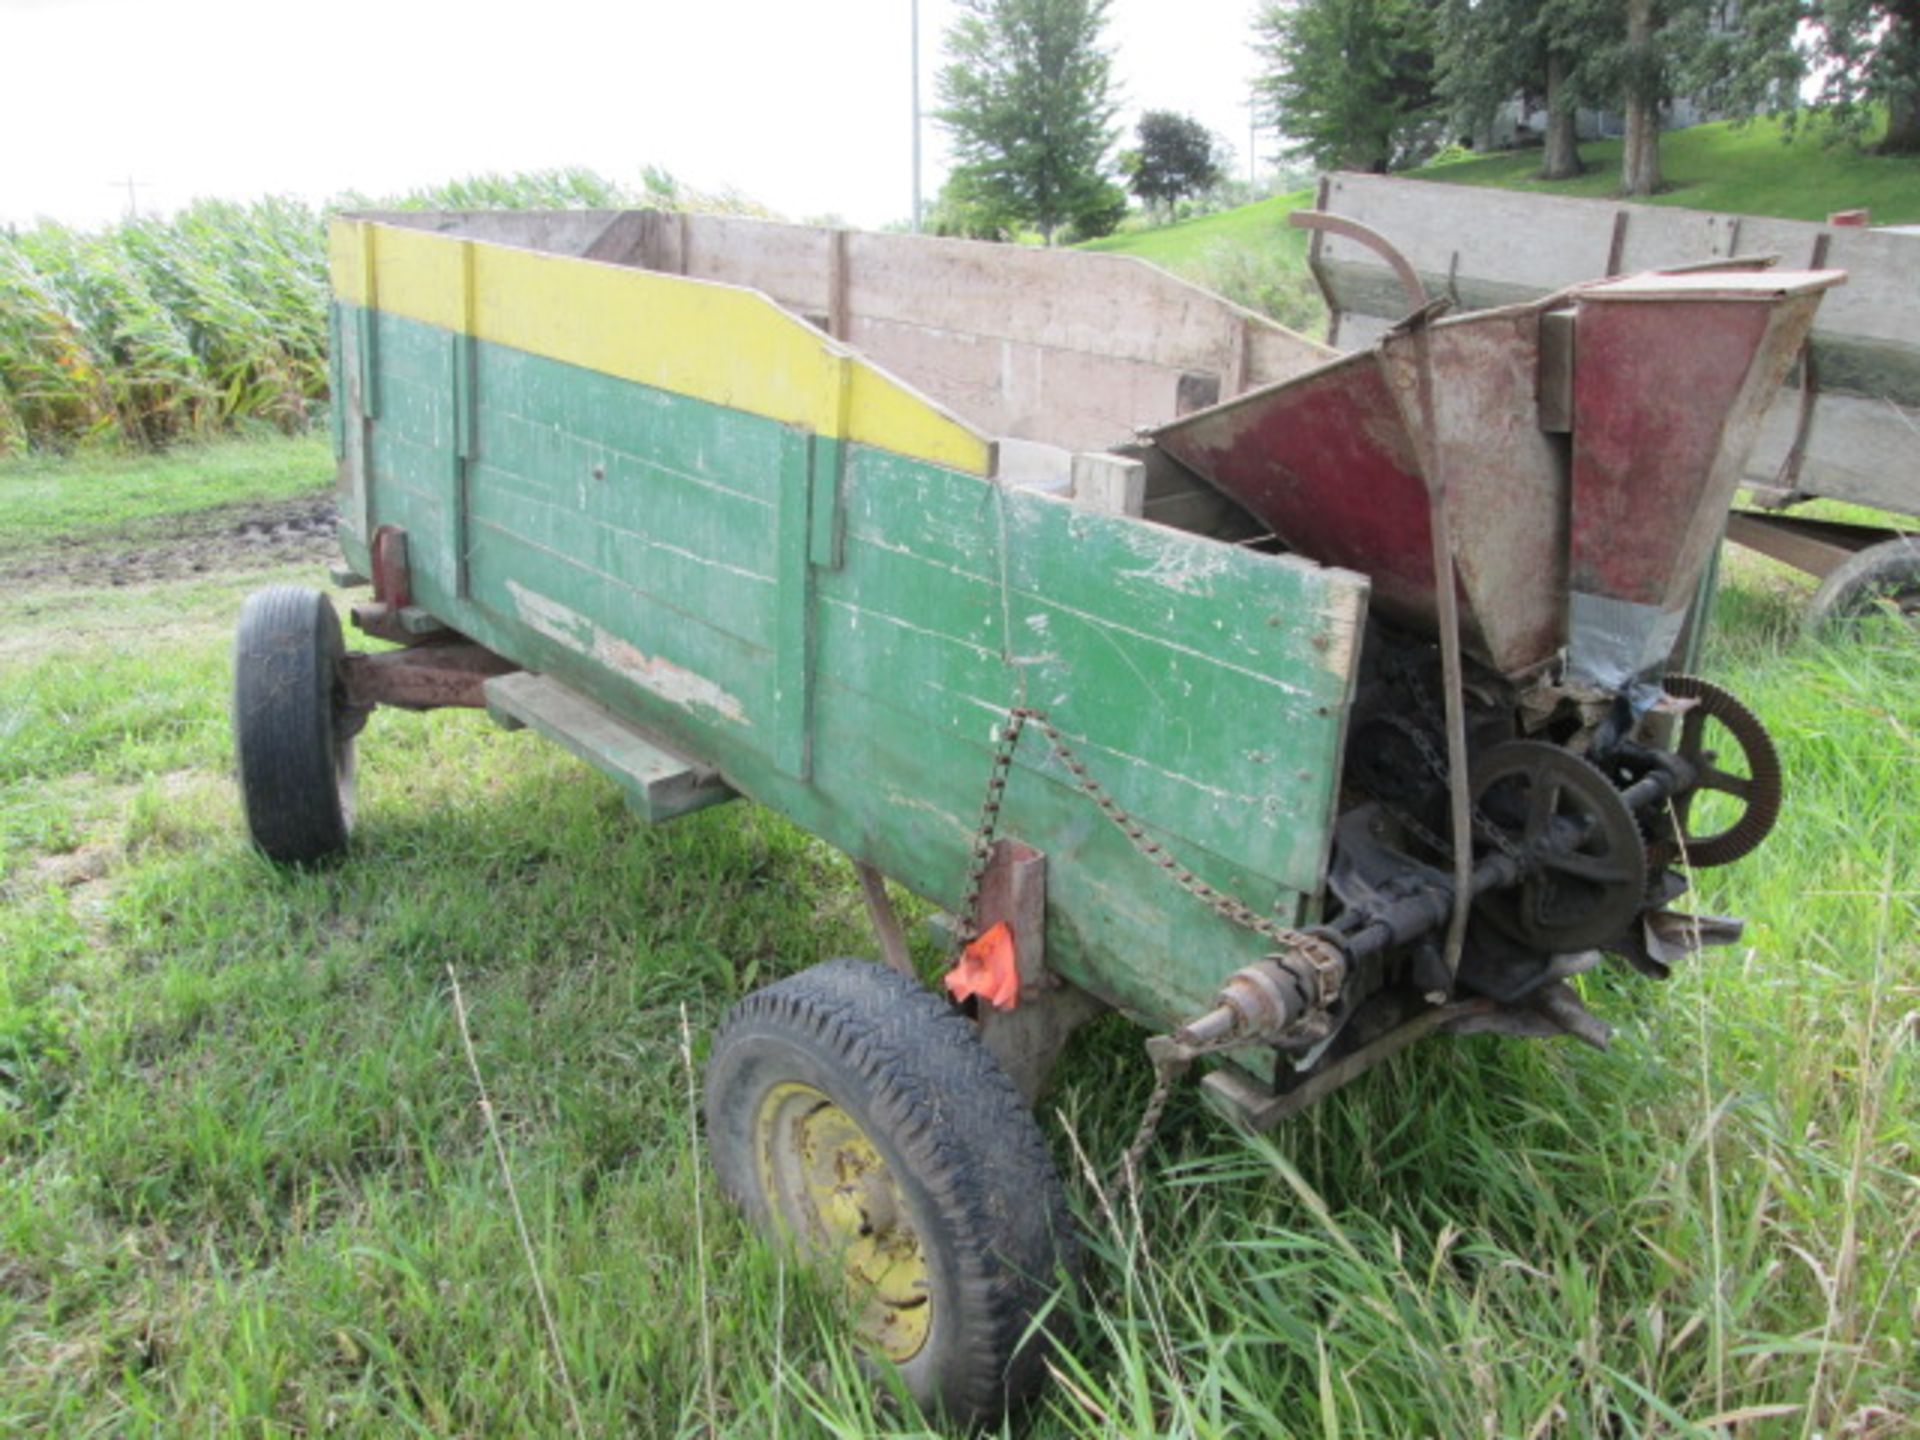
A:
[328,220,991,476]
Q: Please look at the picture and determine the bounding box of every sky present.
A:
[0,0,1271,231]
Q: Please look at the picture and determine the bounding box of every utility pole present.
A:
[1248,90,1257,189]
[111,175,149,219]
[911,0,923,233]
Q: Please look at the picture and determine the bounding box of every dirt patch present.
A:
[30,842,115,890]
[3,495,340,589]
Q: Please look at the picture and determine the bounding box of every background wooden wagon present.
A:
[1304,172,1920,631]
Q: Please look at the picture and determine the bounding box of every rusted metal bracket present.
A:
[854,862,914,979]
[369,524,412,608]
[966,839,1107,1106]
[354,524,449,641]
[1201,982,1613,1132]
[350,602,452,643]
[1290,210,1429,317]
[339,644,519,712]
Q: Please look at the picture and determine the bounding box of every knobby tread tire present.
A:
[232,585,353,865]
[704,958,1076,1426]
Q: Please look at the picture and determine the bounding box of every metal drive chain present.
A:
[953,706,1331,1188]
[1117,1030,1247,1188]
[1388,676,1527,866]
[953,706,1312,953]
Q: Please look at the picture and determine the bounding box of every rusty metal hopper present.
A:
[1148,269,1844,684]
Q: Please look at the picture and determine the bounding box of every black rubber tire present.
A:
[233,585,355,865]
[1805,537,1920,635]
[705,958,1076,1426]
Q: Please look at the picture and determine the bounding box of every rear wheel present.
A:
[704,957,1075,1425]
[233,585,356,864]
[1805,537,1920,635]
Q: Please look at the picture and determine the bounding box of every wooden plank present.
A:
[329,221,992,475]
[771,428,815,779]
[483,671,737,821]
[808,436,844,569]
[1071,453,1146,515]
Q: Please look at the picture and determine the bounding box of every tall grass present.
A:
[0,168,766,458]
[0,451,1913,1435]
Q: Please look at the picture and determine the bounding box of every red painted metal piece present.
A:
[369,524,412,608]
[1568,274,1835,617]
[1149,269,1843,680]
[1150,305,1567,674]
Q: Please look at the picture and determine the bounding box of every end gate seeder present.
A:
[231,206,1840,1421]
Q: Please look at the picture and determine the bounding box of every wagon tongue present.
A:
[1147,268,1844,692]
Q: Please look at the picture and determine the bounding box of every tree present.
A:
[1687,0,1918,155]
[1253,0,1443,174]
[936,0,1121,245]
[1802,1,1920,153]
[1538,0,1716,196]
[1123,110,1225,218]
[1437,0,1588,179]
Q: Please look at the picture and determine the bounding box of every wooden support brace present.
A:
[854,862,913,978]
[1071,453,1146,517]
[483,671,736,823]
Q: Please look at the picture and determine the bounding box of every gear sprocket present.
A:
[1643,674,1781,868]
[1469,740,1648,951]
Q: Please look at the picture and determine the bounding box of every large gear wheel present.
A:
[1645,674,1782,868]
[1469,740,1648,952]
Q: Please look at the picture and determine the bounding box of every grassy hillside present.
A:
[1413,115,1920,223]
[1079,187,1317,268]
[1077,187,1327,334]
[1081,116,1918,313]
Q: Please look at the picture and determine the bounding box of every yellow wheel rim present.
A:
[755,1081,932,1362]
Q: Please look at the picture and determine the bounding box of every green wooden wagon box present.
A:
[229,209,1823,1420]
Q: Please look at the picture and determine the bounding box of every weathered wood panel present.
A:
[340,211,1335,457]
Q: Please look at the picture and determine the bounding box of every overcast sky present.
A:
[0,0,1271,230]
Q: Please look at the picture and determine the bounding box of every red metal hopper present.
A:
[1148,269,1844,685]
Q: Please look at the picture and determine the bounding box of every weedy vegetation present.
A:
[1,438,1915,1437]
[0,170,765,459]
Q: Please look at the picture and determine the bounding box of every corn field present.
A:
[0,169,762,457]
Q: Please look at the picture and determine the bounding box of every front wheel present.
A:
[233,585,356,864]
[704,958,1076,1425]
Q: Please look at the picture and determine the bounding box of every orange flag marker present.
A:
[944,920,1021,1010]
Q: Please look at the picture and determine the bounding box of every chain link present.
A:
[954,706,1313,954]
[1378,674,1527,866]
[952,705,1331,1188]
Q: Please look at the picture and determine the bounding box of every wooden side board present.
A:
[350,209,1338,456]
[331,294,1369,1028]
[1307,173,1920,514]
[329,219,994,477]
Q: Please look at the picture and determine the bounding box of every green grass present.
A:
[0,434,333,557]
[1080,188,1317,269]
[1,452,1915,1436]
[1413,115,1920,224]
[1078,188,1328,336]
